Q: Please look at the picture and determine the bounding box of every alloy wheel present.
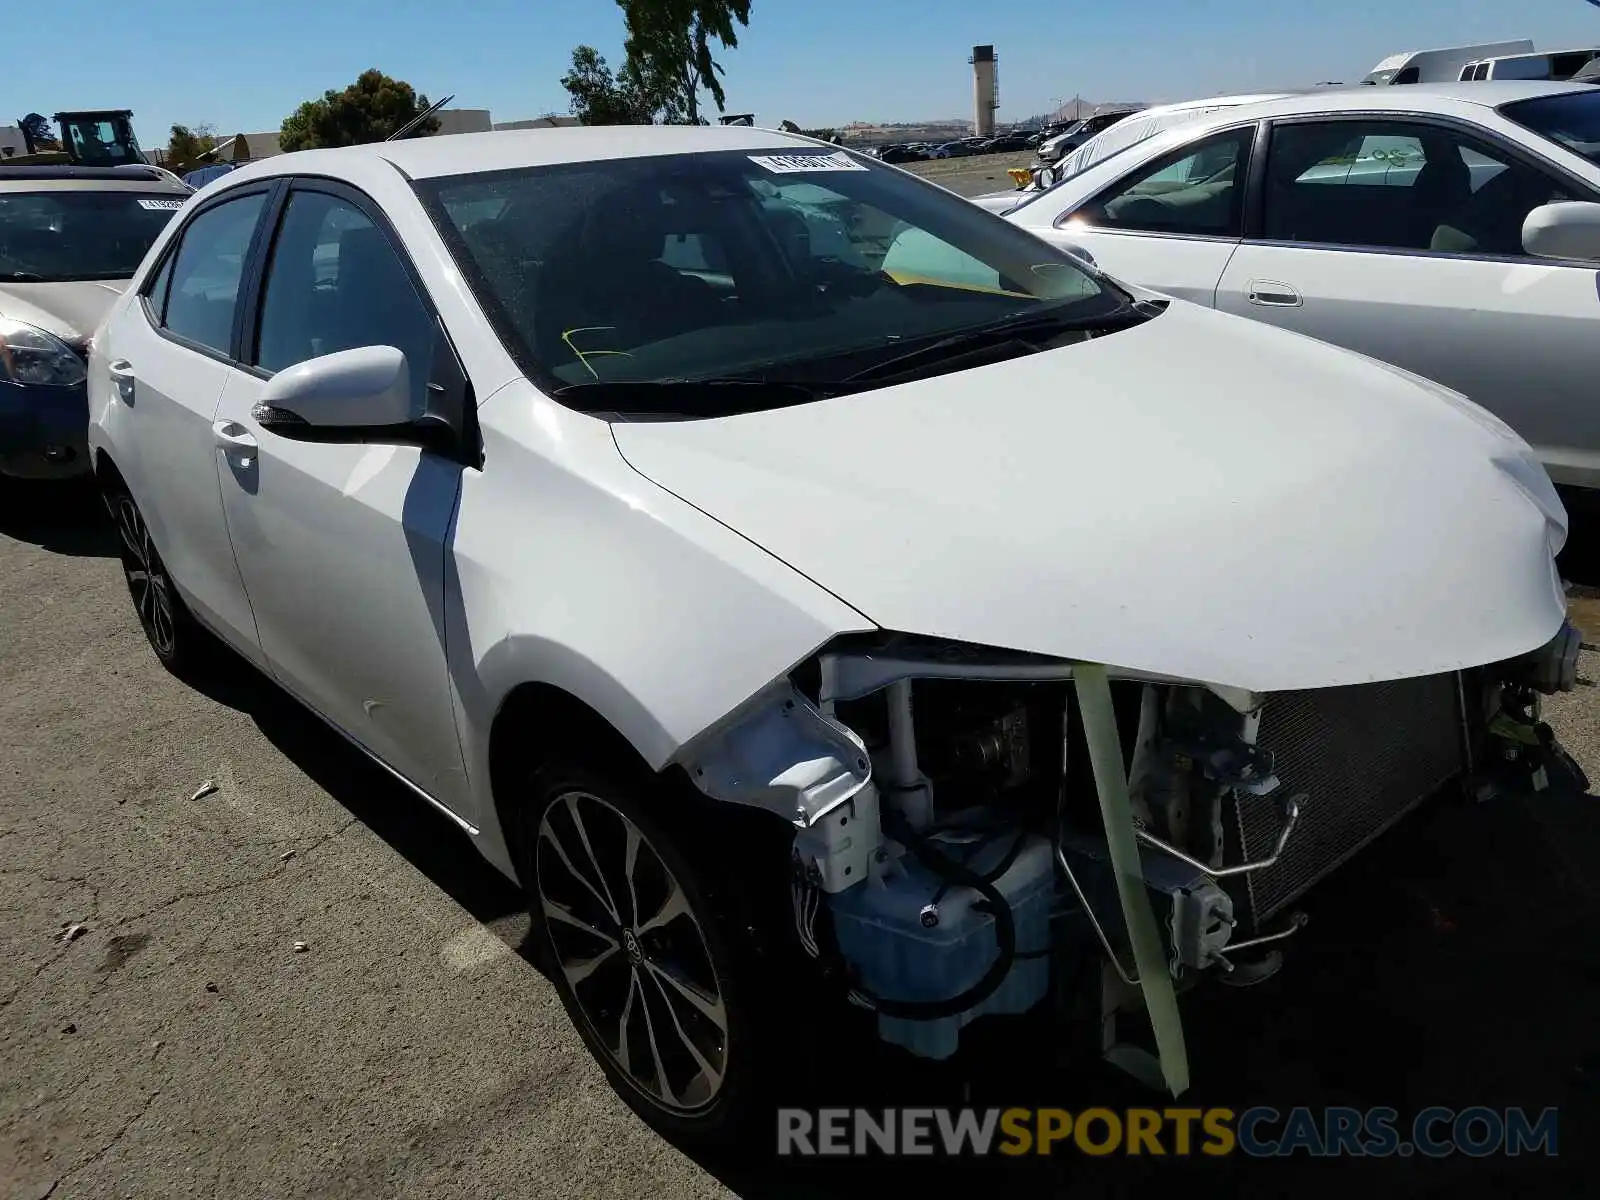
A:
[536,791,729,1115]
[114,495,176,659]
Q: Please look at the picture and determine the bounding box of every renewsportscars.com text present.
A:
[776,1106,1559,1158]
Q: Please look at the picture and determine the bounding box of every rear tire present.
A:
[102,477,214,676]
[517,763,783,1147]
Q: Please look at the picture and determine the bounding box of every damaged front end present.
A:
[679,626,1585,1094]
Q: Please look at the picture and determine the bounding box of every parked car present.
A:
[1036,108,1142,165]
[969,94,1295,215]
[1362,40,1534,85]
[0,164,188,480]
[182,161,245,189]
[1003,81,1600,492]
[983,133,1033,153]
[930,141,977,158]
[89,124,1579,1144]
[876,144,926,164]
[1458,48,1600,82]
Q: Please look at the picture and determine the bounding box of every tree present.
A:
[279,69,439,153]
[560,45,656,125]
[17,112,58,152]
[166,123,219,171]
[617,0,751,125]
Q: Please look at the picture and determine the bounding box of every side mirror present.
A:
[1522,201,1600,262]
[254,344,415,433]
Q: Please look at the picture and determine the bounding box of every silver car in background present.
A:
[0,165,188,479]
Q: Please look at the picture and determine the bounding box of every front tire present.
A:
[103,478,212,675]
[519,765,772,1146]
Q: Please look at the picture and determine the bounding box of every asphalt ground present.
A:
[3,470,1598,1198]
[905,151,1037,199]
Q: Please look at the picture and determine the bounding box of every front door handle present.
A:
[1246,280,1303,307]
[107,359,136,403]
[213,419,258,465]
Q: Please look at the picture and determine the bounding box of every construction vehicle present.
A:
[7,110,146,167]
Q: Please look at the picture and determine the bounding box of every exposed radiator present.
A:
[1231,673,1466,927]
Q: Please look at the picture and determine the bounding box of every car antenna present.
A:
[386,95,454,142]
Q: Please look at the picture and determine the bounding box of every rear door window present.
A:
[159,191,267,356]
[1070,128,1255,237]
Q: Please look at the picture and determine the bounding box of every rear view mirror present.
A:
[254,344,415,432]
[1522,201,1600,261]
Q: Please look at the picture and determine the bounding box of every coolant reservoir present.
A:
[827,829,1054,1059]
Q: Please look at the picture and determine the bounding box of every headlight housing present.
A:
[0,318,88,388]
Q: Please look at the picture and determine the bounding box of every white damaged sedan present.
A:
[88,125,1582,1142]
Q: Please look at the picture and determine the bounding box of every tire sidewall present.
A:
[518,764,771,1146]
[102,477,200,672]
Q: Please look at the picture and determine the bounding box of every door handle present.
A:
[1246,280,1303,307]
[107,359,136,403]
[212,420,258,465]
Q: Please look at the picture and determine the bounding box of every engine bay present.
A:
[686,626,1584,1088]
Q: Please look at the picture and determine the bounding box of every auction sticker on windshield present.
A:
[136,198,186,210]
[748,152,868,173]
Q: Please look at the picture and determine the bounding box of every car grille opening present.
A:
[1230,673,1466,928]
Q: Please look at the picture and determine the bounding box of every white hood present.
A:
[969,190,1030,214]
[0,279,128,343]
[612,303,1567,693]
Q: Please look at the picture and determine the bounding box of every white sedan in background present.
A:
[87,125,1577,1145]
[1002,81,1600,491]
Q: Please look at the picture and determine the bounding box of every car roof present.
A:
[1225,79,1595,117]
[0,167,190,194]
[0,164,181,182]
[1098,79,1597,151]
[222,123,826,186]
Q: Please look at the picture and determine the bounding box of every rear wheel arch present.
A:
[93,447,128,499]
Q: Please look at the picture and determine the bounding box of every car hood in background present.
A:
[969,191,1030,214]
[0,280,129,343]
[613,302,1567,694]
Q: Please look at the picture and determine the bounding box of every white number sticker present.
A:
[747,151,868,174]
[136,197,186,211]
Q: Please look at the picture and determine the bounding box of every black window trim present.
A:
[1054,121,1262,245]
[137,179,285,367]
[1243,110,1600,267]
[239,174,482,469]
[238,175,439,380]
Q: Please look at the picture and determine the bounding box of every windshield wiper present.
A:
[1,271,47,282]
[552,378,826,419]
[844,301,1156,385]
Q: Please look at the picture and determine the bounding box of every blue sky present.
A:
[11,0,1600,140]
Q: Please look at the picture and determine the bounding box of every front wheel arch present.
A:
[488,682,659,878]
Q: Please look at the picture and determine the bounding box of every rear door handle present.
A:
[107,359,136,403]
[213,419,258,465]
[1246,280,1303,307]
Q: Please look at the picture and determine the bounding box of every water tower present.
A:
[970,44,998,136]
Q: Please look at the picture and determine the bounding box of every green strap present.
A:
[1074,663,1191,1096]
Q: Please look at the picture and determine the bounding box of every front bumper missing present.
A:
[0,380,90,480]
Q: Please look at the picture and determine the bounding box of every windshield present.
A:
[1502,90,1600,168]
[417,148,1126,410]
[0,190,182,282]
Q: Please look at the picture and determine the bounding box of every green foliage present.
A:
[279,69,439,153]
[619,0,752,124]
[560,2,750,126]
[560,45,658,125]
[166,124,218,171]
